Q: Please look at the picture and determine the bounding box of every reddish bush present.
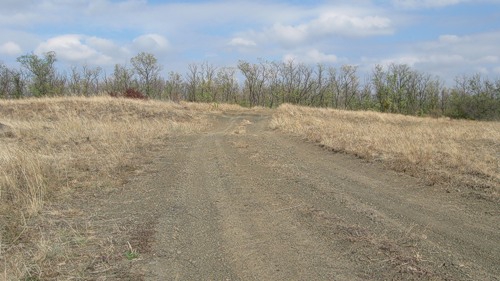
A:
[109,88,148,100]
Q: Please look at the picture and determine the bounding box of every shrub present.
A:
[109,88,148,100]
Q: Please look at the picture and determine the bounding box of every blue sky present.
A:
[1,0,499,84]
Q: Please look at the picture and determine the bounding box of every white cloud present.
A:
[308,11,392,37]
[35,35,114,65]
[420,32,500,62]
[392,0,500,9]
[268,23,308,46]
[0,41,22,56]
[305,49,339,64]
[131,34,169,53]
[0,0,497,83]
[438,34,460,43]
[477,55,498,63]
[244,8,393,49]
[86,37,118,53]
[283,49,339,64]
[392,0,464,9]
[228,37,257,47]
[31,33,172,69]
[372,31,500,81]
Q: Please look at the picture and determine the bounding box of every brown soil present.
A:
[59,111,499,280]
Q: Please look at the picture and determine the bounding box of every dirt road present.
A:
[88,111,499,280]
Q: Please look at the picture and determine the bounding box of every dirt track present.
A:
[87,111,499,280]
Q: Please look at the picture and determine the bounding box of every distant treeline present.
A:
[1,51,499,120]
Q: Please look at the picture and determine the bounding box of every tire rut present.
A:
[136,112,499,281]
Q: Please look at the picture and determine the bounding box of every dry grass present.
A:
[271,104,500,197]
[178,101,264,112]
[0,96,209,279]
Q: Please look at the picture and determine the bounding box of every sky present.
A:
[1,0,500,84]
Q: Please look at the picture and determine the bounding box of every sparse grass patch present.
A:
[125,242,139,260]
[271,104,500,198]
[0,96,208,279]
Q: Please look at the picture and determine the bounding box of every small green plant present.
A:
[125,241,139,260]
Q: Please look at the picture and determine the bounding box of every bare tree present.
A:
[68,66,81,95]
[387,63,412,113]
[69,65,102,96]
[327,66,341,108]
[238,60,267,106]
[165,71,184,102]
[216,67,239,103]
[310,64,329,107]
[339,65,359,109]
[105,63,135,94]
[131,52,162,97]
[295,63,315,105]
[186,63,199,102]
[0,63,27,99]
[0,63,12,98]
[199,61,217,102]
[372,64,389,112]
[266,61,283,107]
[279,60,298,104]
[81,65,102,96]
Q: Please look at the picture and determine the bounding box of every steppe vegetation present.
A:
[0,96,211,279]
[271,104,500,197]
[1,96,498,278]
[1,51,499,120]
[1,50,499,278]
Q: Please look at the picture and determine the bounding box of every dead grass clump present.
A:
[0,96,208,279]
[1,148,47,214]
[271,104,500,197]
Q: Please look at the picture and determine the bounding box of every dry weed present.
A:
[271,104,499,197]
[0,96,208,279]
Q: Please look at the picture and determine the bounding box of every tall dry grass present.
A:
[270,104,499,197]
[178,101,265,112]
[0,96,208,279]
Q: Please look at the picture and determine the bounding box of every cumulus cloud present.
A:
[392,0,464,8]
[283,49,339,64]
[438,34,460,43]
[420,32,500,63]
[245,9,393,48]
[35,35,115,65]
[0,41,22,56]
[86,37,118,53]
[373,31,500,80]
[392,0,500,9]
[131,34,170,53]
[228,37,257,47]
[33,33,172,67]
[268,23,308,46]
[307,11,393,37]
[1,0,497,83]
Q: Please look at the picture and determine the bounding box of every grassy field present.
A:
[1,97,498,278]
[270,104,500,198]
[0,96,216,279]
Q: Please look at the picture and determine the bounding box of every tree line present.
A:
[1,51,499,120]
